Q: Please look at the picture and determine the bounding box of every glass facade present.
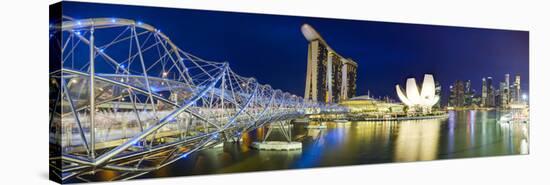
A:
[307,40,357,103]
[346,61,357,100]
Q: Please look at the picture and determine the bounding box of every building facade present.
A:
[511,74,521,103]
[434,81,441,109]
[481,77,487,107]
[302,24,357,103]
[486,77,495,107]
[340,95,404,114]
[501,74,510,108]
[464,80,474,106]
[449,80,465,107]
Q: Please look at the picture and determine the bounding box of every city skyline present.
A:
[50,2,530,183]
[61,2,529,105]
[448,73,527,109]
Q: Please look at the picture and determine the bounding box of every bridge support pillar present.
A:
[251,120,302,151]
[227,136,243,143]
[304,122,327,129]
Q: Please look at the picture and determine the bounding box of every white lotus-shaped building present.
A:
[396,74,439,112]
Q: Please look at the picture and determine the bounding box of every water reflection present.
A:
[498,119,529,155]
[394,119,440,162]
[136,110,528,180]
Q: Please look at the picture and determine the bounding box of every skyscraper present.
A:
[481,78,487,107]
[498,82,507,108]
[434,81,441,109]
[449,80,465,107]
[505,74,510,86]
[465,80,473,106]
[502,74,510,108]
[511,74,521,103]
[486,77,495,107]
[302,24,358,103]
[448,85,454,107]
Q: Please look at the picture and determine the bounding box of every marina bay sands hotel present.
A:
[302,24,358,103]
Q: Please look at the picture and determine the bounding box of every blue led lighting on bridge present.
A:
[150,87,159,92]
[52,16,341,181]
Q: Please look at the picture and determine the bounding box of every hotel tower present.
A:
[302,24,357,103]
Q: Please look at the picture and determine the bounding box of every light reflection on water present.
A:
[394,119,440,162]
[136,110,528,179]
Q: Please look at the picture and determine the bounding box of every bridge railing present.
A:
[49,16,340,181]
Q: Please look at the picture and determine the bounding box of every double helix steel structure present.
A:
[49,16,345,182]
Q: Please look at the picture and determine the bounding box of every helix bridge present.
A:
[49,16,345,182]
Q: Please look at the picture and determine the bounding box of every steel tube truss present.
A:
[49,16,346,182]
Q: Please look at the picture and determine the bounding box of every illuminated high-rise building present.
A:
[302,24,357,103]
[511,74,521,103]
[481,78,487,107]
[449,80,465,107]
[498,80,513,108]
[448,85,455,107]
[434,81,441,109]
[464,80,473,106]
[486,77,495,107]
[501,74,510,108]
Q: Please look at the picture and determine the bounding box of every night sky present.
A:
[60,2,529,105]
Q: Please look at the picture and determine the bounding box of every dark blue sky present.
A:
[61,2,529,104]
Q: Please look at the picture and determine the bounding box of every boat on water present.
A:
[305,122,328,129]
[498,113,513,124]
[304,124,328,129]
[498,112,529,124]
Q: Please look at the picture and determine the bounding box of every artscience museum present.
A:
[396,74,440,113]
